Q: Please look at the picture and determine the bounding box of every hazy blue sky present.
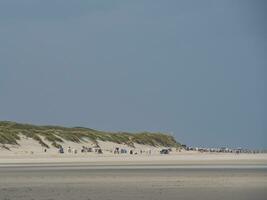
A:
[0,0,266,148]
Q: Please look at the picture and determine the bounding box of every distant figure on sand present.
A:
[72,148,77,154]
[59,147,64,154]
[114,147,119,154]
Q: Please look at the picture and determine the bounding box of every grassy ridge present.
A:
[0,121,180,148]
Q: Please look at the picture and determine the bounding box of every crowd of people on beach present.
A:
[43,144,264,156]
[54,145,155,155]
[184,146,263,154]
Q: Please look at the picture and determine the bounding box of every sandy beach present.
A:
[0,162,267,200]
[1,153,267,166]
[1,136,266,165]
[1,138,267,200]
[1,154,267,200]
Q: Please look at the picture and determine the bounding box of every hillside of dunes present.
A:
[0,121,180,149]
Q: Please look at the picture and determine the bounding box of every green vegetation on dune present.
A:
[0,121,180,148]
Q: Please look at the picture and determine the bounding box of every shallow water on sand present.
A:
[0,165,267,200]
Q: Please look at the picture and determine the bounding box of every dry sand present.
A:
[1,137,267,166]
[1,137,267,200]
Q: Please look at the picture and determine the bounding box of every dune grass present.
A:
[0,121,180,149]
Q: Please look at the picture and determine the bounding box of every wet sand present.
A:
[0,163,267,200]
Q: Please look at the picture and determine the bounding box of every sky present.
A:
[0,0,266,149]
